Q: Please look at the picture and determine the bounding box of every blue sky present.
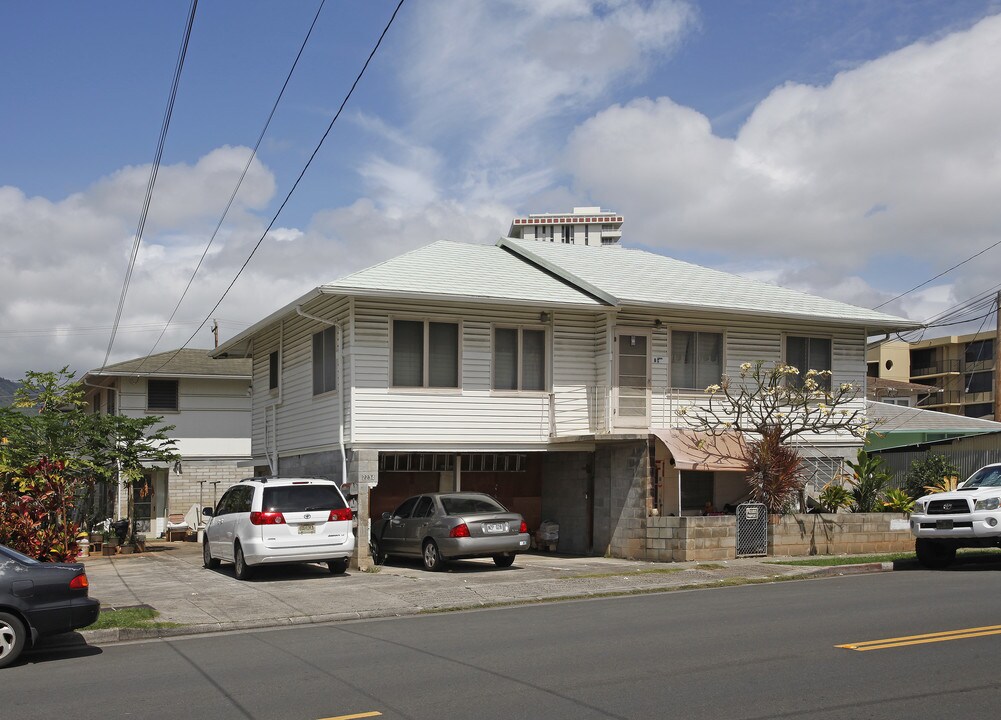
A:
[2,0,1000,380]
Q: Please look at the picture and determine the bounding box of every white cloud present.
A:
[564,13,1001,320]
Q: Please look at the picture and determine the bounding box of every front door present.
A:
[615,329,651,428]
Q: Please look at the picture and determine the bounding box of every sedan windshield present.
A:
[963,466,1001,489]
[440,494,506,515]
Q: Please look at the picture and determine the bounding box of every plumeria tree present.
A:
[1,368,179,560]
[678,360,870,513]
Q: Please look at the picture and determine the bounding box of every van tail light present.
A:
[69,574,89,589]
[449,523,470,538]
[519,520,528,533]
[328,508,353,522]
[250,511,285,525]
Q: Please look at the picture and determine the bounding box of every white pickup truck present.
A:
[910,463,1001,568]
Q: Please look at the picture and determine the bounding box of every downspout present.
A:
[265,325,283,475]
[294,305,345,483]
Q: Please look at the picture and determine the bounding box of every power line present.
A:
[102,0,198,370]
[136,0,327,372]
[0,319,249,340]
[148,0,407,375]
[872,236,1001,310]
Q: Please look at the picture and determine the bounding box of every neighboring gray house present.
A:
[83,349,251,537]
[213,236,917,563]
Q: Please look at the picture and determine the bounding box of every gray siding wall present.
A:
[117,377,250,440]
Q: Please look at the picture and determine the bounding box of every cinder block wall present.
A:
[168,461,247,515]
[541,451,592,555]
[768,513,913,556]
[594,441,650,559]
[646,516,737,562]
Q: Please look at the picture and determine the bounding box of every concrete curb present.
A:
[50,560,894,648]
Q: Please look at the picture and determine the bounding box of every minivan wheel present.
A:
[203,540,220,569]
[0,611,27,669]
[422,540,445,571]
[234,544,254,580]
[915,538,956,569]
[327,558,348,575]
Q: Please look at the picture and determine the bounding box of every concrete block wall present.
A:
[646,516,737,562]
[768,513,913,556]
[168,461,248,515]
[595,441,650,559]
[541,451,592,555]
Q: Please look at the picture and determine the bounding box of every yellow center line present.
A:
[837,624,1001,651]
[318,712,382,720]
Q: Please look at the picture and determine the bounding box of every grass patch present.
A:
[89,606,183,630]
[693,563,726,570]
[768,553,914,567]
[559,567,685,580]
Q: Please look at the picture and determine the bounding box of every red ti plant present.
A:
[0,457,81,562]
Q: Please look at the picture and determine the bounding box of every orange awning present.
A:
[651,429,749,472]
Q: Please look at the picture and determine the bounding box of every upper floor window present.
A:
[493,327,546,391]
[312,327,337,395]
[965,339,994,364]
[269,350,280,391]
[147,379,179,411]
[392,320,459,389]
[106,389,116,416]
[786,336,832,389]
[560,224,573,244]
[671,331,722,390]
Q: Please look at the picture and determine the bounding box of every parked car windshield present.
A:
[0,543,41,565]
[263,484,347,512]
[440,494,506,515]
[963,466,1001,489]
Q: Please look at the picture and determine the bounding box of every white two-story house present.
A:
[83,349,252,537]
[213,212,918,563]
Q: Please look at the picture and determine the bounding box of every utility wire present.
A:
[136,0,326,372]
[148,0,407,375]
[872,236,1001,310]
[102,0,198,370]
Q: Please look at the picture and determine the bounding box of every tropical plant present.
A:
[924,475,961,494]
[818,479,854,513]
[0,368,179,560]
[882,487,915,513]
[904,454,960,499]
[846,449,892,513]
[679,360,869,514]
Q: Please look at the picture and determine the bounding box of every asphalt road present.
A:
[7,567,1001,720]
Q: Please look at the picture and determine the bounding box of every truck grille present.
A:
[927,498,970,515]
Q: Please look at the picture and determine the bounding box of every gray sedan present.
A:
[370,492,530,571]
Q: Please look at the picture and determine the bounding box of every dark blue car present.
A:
[1,544,100,668]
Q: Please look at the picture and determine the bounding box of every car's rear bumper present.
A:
[243,536,356,566]
[437,533,530,559]
[27,597,101,638]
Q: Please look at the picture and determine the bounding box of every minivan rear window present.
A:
[263,485,347,512]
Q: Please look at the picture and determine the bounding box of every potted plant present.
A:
[119,535,134,554]
[133,533,146,553]
[101,528,116,556]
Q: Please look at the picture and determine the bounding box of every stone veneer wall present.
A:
[767,513,913,556]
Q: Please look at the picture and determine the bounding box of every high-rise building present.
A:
[507,206,623,246]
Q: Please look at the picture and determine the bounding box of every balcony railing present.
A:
[910,359,961,377]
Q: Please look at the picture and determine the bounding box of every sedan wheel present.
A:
[234,544,254,580]
[493,553,516,568]
[369,539,386,566]
[0,612,26,669]
[203,540,220,569]
[422,540,445,571]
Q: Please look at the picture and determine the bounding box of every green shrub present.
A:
[904,454,960,499]
[818,480,853,512]
[882,487,915,513]
[847,449,892,513]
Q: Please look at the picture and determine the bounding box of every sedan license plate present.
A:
[299,523,316,535]
[484,522,508,534]
[935,519,954,530]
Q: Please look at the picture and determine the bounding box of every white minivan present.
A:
[202,477,355,580]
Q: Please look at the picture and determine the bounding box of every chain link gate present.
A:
[736,502,768,557]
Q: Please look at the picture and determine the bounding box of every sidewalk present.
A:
[70,541,891,645]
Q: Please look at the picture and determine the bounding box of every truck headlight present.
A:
[974,497,1001,511]
[913,500,926,514]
